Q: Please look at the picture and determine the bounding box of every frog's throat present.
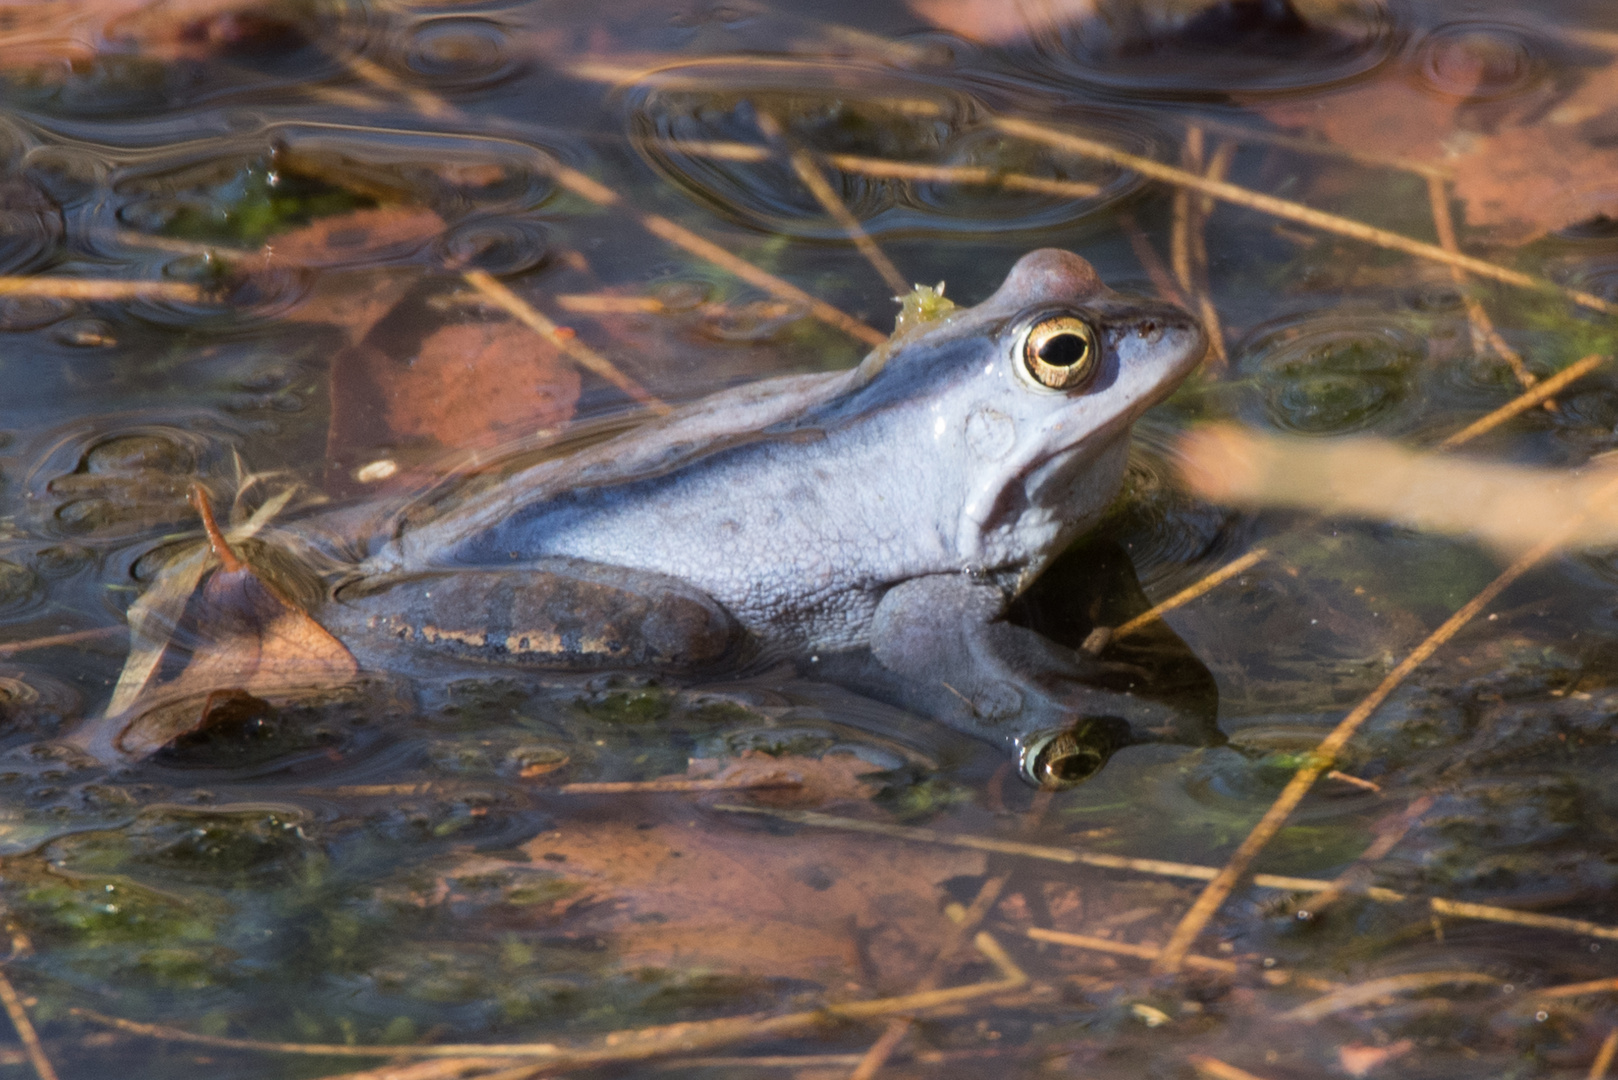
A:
[956,429,1130,569]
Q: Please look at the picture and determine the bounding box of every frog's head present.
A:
[854,248,1206,577]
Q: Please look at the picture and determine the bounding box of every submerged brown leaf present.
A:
[510,756,970,984]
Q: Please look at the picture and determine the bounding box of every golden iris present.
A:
[1021,315,1098,390]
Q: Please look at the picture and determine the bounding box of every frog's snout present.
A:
[1017,716,1132,790]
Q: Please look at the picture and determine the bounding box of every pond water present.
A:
[2,1,1618,1078]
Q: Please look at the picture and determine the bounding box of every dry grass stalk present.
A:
[0,626,122,657]
[1188,1055,1275,1080]
[1282,971,1499,1023]
[78,934,1025,1078]
[460,269,668,413]
[1152,471,1618,973]
[1297,796,1434,917]
[991,116,1618,317]
[0,970,59,1080]
[1127,351,1608,642]
[1425,898,1618,940]
[712,805,1618,940]
[1436,354,1606,450]
[1194,117,1451,180]
[553,294,666,314]
[1027,927,1236,975]
[1425,175,1538,395]
[328,58,886,349]
[752,113,908,296]
[789,148,909,294]
[1117,210,1188,307]
[1533,976,1618,1000]
[849,874,1009,1079]
[1170,127,1202,297]
[557,773,802,794]
[660,1055,866,1068]
[1108,547,1270,643]
[1590,1029,1618,1080]
[653,140,1104,203]
[0,278,201,301]
[317,1058,512,1080]
[1191,140,1234,367]
[733,806,1618,941]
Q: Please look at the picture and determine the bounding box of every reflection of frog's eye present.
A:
[1021,316,1098,390]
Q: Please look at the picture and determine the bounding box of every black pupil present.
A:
[1038,331,1088,368]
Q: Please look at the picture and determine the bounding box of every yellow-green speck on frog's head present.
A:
[893,281,957,339]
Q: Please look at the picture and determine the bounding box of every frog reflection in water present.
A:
[318,249,1213,788]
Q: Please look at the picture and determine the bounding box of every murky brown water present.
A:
[2,1,1618,1078]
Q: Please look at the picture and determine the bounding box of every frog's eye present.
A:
[1021,315,1099,391]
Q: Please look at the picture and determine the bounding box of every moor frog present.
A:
[315,249,1211,788]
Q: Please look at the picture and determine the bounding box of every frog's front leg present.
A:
[866,574,1215,789]
[321,558,745,672]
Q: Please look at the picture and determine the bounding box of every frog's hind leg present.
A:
[320,558,746,673]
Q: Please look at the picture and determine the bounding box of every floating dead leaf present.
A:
[1177,422,1618,553]
[82,485,354,759]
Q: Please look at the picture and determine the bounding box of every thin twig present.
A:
[557,773,802,794]
[1188,1055,1276,1080]
[1533,977,1618,1000]
[754,115,907,296]
[1027,927,1235,974]
[0,278,201,301]
[654,141,1104,201]
[1426,174,1538,396]
[1436,354,1606,451]
[1170,127,1202,297]
[0,626,123,657]
[1590,1028,1618,1080]
[1282,971,1499,1023]
[991,116,1618,317]
[1298,795,1434,916]
[1193,116,1451,180]
[0,970,59,1080]
[75,937,1025,1075]
[460,269,667,412]
[849,874,1008,1080]
[1153,471,1618,973]
[1192,140,1234,368]
[1105,548,1270,644]
[711,804,1618,940]
[329,55,887,348]
[1117,211,1188,307]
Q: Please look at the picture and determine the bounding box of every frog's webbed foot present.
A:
[863,574,1219,789]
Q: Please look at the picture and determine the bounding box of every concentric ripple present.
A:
[1025,0,1396,99]
[1414,22,1544,102]
[0,176,64,276]
[398,17,522,94]
[628,61,1159,238]
[1236,313,1425,435]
